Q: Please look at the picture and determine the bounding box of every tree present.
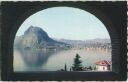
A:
[88,66,92,70]
[64,63,67,71]
[94,66,96,70]
[72,53,83,71]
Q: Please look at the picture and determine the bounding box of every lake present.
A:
[13,48,111,72]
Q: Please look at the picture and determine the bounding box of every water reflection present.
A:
[14,48,111,72]
[18,49,57,67]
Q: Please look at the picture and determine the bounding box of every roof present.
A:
[95,60,112,66]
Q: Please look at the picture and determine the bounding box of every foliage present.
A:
[72,53,83,71]
[88,66,92,70]
[64,63,67,71]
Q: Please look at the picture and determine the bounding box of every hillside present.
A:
[14,26,69,50]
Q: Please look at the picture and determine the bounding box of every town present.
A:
[58,53,112,72]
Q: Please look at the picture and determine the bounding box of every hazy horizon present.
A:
[16,7,110,40]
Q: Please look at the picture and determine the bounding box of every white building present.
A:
[95,60,112,71]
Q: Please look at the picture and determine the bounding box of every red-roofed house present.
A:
[95,60,112,71]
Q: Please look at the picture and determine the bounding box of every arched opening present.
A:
[2,2,127,81]
[13,7,112,72]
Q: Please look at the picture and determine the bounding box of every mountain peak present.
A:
[15,25,68,49]
[24,26,47,35]
[24,26,50,41]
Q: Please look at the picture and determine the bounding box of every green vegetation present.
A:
[72,54,83,71]
[58,53,97,71]
[64,63,67,71]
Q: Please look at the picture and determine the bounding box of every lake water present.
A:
[13,48,111,72]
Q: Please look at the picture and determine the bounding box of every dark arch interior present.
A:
[1,1,127,81]
[11,2,122,73]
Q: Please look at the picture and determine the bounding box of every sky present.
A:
[16,7,110,40]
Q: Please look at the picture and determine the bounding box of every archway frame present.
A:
[1,1,127,81]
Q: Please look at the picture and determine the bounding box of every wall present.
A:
[0,1,127,81]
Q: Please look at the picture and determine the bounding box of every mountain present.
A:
[14,26,111,50]
[14,26,69,49]
[54,38,111,45]
[54,38,111,48]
